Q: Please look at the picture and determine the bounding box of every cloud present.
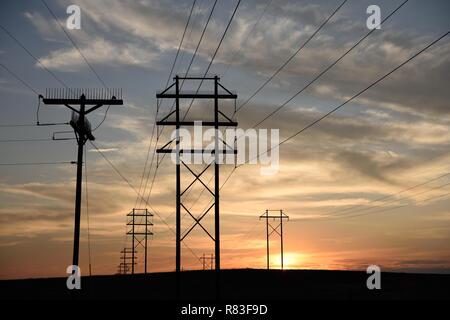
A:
[38,37,160,71]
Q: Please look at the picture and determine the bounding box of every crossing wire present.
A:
[236,0,349,113]
[138,0,219,209]
[90,141,203,266]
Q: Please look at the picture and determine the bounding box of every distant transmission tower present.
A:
[260,210,289,270]
[200,253,214,270]
[42,88,123,270]
[127,208,153,274]
[118,247,137,275]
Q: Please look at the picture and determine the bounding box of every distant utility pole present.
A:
[127,208,154,274]
[118,247,137,275]
[200,253,214,270]
[156,75,237,298]
[260,210,289,270]
[117,263,130,275]
[42,88,123,270]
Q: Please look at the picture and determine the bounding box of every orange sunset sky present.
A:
[1,0,449,279]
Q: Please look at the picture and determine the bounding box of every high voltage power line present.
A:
[139,0,240,212]
[179,0,352,219]
[236,0,349,112]
[0,161,75,166]
[187,29,449,230]
[135,0,198,209]
[0,24,69,89]
[90,141,203,265]
[182,0,242,119]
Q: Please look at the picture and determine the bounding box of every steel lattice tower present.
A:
[156,75,237,298]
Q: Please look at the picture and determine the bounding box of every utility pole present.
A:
[118,248,137,274]
[127,208,154,274]
[260,210,289,270]
[42,88,123,270]
[200,253,214,270]
[156,76,237,298]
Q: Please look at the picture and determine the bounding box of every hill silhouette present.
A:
[1,269,449,300]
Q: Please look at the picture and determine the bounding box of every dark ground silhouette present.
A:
[1,269,449,300]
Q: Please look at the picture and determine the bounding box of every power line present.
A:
[139,0,220,209]
[40,0,108,89]
[326,188,450,221]
[319,172,450,218]
[0,24,69,89]
[0,124,36,127]
[89,141,203,265]
[236,0,349,113]
[0,63,40,95]
[0,138,53,142]
[248,0,410,128]
[135,0,198,209]
[0,124,37,128]
[181,0,350,217]
[0,161,75,166]
[182,0,242,119]
[179,0,219,86]
[193,29,450,225]
[179,0,349,215]
[328,180,450,218]
[158,0,242,214]
[239,30,450,168]
[221,0,274,77]
[165,0,197,89]
[40,0,113,132]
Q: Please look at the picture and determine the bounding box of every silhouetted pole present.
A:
[175,75,181,297]
[132,208,135,274]
[280,210,284,270]
[260,210,289,270]
[126,208,153,274]
[156,75,237,300]
[200,253,215,270]
[265,210,269,269]
[214,75,220,299]
[145,211,148,274]
[42,89,123,270]
[73,97,85,268]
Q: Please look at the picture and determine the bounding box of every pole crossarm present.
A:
[156,120,238,126]
[156,93,237,100]
[156,149,237,154]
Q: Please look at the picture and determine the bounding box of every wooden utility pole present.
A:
[42,88,123,269]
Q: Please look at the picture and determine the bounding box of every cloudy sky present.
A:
[0,0,449,279]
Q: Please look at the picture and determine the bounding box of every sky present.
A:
[0,0,449,280]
